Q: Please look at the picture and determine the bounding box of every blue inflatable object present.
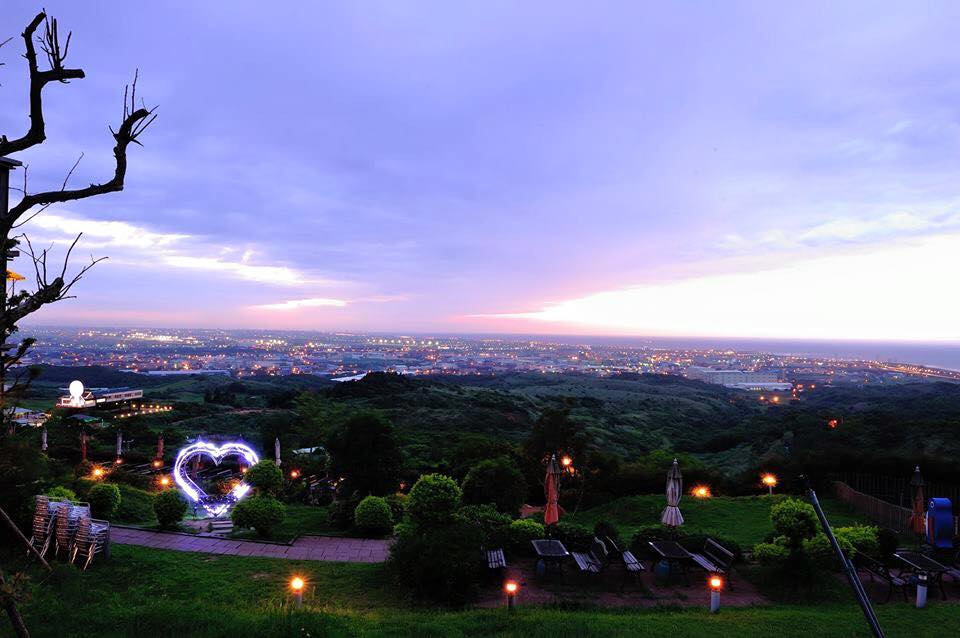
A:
[926,498,953,549]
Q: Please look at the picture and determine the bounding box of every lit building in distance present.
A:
[686,366,791,390]
[57,380,143,409]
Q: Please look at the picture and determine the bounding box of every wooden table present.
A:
[531,539,569,577]
[649,540,692,585]
[894,551,949,600]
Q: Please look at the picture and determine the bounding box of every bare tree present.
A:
[0,11,156,636]
[0,10,156,409]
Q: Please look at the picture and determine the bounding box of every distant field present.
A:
[566,494,868,547]
[14,544,955,637]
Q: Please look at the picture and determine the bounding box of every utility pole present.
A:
[0,157,23,414]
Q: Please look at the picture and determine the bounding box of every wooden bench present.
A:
[571,537,611,574]
[855,554,908,602]
[689,539,735,589]
[485,548,507,571]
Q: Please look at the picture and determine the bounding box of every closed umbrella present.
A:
[661,458,684,528]
[908,465,925,538]
[544,454,561,526]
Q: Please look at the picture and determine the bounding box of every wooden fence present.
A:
[833,481,959,535]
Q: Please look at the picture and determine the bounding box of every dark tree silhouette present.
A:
[0,10,156,412]
[0,11,155,638]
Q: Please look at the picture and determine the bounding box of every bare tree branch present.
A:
[4,93,156,228]
[0,12,85,156]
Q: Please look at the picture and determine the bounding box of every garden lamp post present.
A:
[709,574,723,613]
[762,473,778,495]
[290,576,305,607]
[504,580,519,611]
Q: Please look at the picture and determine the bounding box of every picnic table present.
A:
[894,550,949,600]
[531,539,569,577]
[648,540,692,585]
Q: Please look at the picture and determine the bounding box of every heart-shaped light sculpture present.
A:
[173,441,260,516]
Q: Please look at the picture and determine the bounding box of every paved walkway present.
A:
[110,527,390,563]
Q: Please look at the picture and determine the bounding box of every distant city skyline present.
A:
[4,2,960,340]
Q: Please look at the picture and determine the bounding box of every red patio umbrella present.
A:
[544,454,562,526]
[908,465,925,538]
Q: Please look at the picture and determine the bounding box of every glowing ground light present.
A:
[504,581,518,594]
[173,441,259,516]
[290,576,305,591]
[290,469,300,479]
[692,485,712,499]
[709,575,724,590]
[91,467,104,479]
[561,456,572,467]
[762,473,778,487]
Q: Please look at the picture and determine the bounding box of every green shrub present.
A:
[770,498,818,548]
[87,483,121,520]
[461,457,527,516]
[354,496,394,536]
[877,527,899,559]
[406,474,461,530]
[46,486,77,501]
[552,521,593,552]
[71,478,95,500]
[457,504,511,549]
[508,518,545,552]
[835,526,878,558]
[115,484,156,524]
[387,518,484,605]
[803,533,853,570]
[245,461,283,495]
[386,493,407,521]
[231,496,285,537]
[154,490,187,529]
[753,541,790,565]
[328,492,362,529]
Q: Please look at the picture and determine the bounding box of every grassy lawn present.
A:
[14,544,956,637]
[232,504,353,542]
[566,495,868,547]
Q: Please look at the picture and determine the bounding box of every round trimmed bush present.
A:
[154,489,188,529]
[753,540,790,566]
[406,474,461,530]
[387,518,484,605]
[508,518,545,552]
[354,495,394,536]
[87,483,121,520]
[458,504,511,549]
[770,498,818,547]
[244,460,283,495]
[46,486,77,501]
[231,495,285,537]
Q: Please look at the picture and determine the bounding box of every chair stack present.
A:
[32,496,110,569]
[28,495,56,559]
[70,514,110,570]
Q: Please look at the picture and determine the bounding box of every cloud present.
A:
[254,297,349,311]
[28,214,188,249]
[483,233,960,341]
[720,209,960,252]
[23,212,327,287]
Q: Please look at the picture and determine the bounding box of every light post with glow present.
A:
[762,473,778,496]
[504,580,519,611]
[290,576,305,607]
[709,574,723,613]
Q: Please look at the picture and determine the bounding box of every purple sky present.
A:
[4,1,960,340]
